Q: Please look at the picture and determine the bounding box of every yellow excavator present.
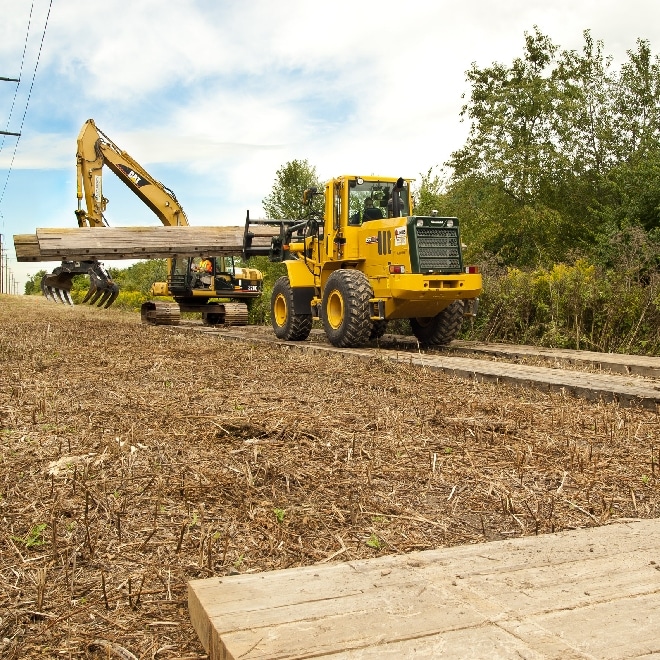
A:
[41,119,263,324]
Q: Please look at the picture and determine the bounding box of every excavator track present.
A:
[140,301,181,325]
[222,302,248,326]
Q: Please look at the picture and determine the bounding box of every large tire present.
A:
[410,300,464,347]
[322,270,372,347]
[271,276,312,341]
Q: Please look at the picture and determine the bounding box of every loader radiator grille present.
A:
[413,225,462,273]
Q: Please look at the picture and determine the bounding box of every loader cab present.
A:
[213,256,242,291]
[347,177,410,226]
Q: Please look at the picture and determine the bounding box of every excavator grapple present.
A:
[41,260,119,308]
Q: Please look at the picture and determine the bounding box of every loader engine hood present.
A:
[407,216,463,274]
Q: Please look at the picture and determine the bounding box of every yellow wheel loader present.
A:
[244,175,482,348]
[41,119,263,324]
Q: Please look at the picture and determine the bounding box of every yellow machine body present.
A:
[244,174,482,347]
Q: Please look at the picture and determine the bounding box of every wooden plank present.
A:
[188,519,660,659]
[452,340,660,379]
[12,234,42,261]
[14,225,279,262]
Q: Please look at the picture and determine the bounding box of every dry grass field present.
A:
[1,294,658,659]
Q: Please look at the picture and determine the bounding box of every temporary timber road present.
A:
[188,518,660,659]
[157,323,660,658]
[172,324,660,410]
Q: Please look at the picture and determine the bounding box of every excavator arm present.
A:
[75,119,189,228]
[42,119,190,306]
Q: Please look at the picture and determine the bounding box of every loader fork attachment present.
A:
[41,260,119,308]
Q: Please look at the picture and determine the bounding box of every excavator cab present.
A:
[140,254,263,326]
[166,256,259,297]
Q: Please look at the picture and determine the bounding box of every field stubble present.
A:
[0,295,658,659]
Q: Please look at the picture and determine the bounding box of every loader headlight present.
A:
[416,219,424,227]
[446,219,454,227]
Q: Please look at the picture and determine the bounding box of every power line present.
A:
[0,2,34,154]
[0,0,53,208]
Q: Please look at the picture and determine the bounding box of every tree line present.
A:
[416,27,660,270]
[411,28,660,354]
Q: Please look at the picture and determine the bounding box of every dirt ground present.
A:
[1,295,658,659]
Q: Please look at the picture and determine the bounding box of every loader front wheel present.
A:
[271,276,312,341]
[410,300,464,347]
[322,270,372,348]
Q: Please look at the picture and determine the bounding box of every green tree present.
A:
[261,159,321,220]
[450,27,560,205]
[24,270,47,295]
[601,40,660,234]
[246,160,321,323]
[108,259,168,294]
[446,27,578,266]
[445,28,660,267]
[613,39,660,163]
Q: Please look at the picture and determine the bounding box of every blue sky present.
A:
[0,0,658,292]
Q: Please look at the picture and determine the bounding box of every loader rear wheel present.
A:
[322,270,372,348]
[271,276,312,341]
[410,300,464,347]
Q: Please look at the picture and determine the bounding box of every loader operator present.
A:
[350,198,383,225]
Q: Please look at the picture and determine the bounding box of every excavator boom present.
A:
[75,119,189,228]
[45,119,190,307]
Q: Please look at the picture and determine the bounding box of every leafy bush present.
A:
[465,257,660,354]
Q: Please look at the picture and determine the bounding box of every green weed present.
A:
[366,534,382,549]
[13,523,47,549]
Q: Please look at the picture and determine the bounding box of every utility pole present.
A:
[1,76,21,136]
[1,75,22,291]
[1,75,21,290]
